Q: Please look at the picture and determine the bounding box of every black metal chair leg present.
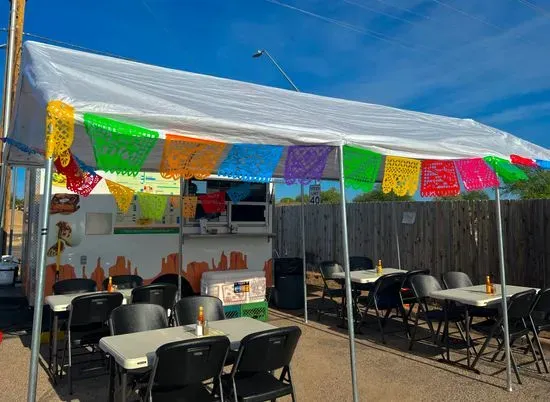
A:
[409,313,420,351]
[374,305,386,344]
[525,334,542,374]
[533,333,550,374]
[509,350,522,385]
[471,326,498,369]
[317,289,326,321]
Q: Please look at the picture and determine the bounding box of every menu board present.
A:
[108,173,181,234]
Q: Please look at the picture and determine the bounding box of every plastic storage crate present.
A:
[223,304,241,319]
[240,300,268,322]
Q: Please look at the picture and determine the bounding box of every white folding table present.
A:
[45,289,132,381]
[332,268,407,284]
[331,268,408,327]
[99,317,277,402]
[430,284,537,370]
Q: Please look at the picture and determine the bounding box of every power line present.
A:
[373,0,432,20]
[431,0,509,32]
[516,0,550,19]
[342,0,417,26]
[0,28,137,61]
[264,0,435,53]
[431,0,541,47]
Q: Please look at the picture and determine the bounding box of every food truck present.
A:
[21,169,274,305]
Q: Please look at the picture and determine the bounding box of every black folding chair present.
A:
[471,289,539,384]
[110,303,169,335]
[60,292,123,394]
[151,274,196,297]
[317,261,346,321]
[102,274,143,290]
[50,278,98,375]
[442,271,498,321]
[349,256,375,292]
[143,337,230,402]
[529,287,550,374]
[225,326,301,402]
[408,275,466,351]
[174,295,225,326]
[399,269,429,326]
[109,304,170,400]
[358,272,408,343]
[132,284,178,325]
[349,256,374,271]
[53,278,97,295]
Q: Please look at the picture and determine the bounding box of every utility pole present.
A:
[0,0,26,253]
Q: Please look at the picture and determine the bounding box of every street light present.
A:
[252,49,300,92]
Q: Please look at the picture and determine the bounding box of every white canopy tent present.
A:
[6,41,550,402]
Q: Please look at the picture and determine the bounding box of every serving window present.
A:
[184,180,270,227]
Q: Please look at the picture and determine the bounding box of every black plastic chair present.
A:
[102,274,143,290]
[358,272,408,343]
[442,271,498,319]
[109,304,170,400]
[60,292,123,394]
[471,289,539,384]
[50,278,98,376]
[529,288,550,374]
[109,303,169,335]
[174,295,225,326]
[408,275,466,351]
[143,336,230,402]
[53,278,97,295]
[349,256,375,292]
[349,256,374,271]
[225,326,301,402]
[317,261,346,321]
[151,274,196,297]
[132,284,178,311]
[399,269,430,324]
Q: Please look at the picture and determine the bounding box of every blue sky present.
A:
[1,0,549,199]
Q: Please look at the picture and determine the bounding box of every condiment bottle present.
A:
[376,259,383,275]
[196,306,205,336]
[485,275,493,295]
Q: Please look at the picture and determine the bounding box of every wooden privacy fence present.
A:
[274,200,550,289]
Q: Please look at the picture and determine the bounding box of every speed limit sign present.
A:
[309,184,321,205]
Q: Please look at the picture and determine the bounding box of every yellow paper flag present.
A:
[106,179,135,213]
[382,156,421,196]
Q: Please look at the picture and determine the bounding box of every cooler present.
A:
[201,270,266,306]
[0,262,18,286]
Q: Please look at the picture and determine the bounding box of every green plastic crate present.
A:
[223,304,241,319]
[240,300,268,322]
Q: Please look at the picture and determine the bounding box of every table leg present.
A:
[445,302,450,361]
[52,314,59,380]
[465,306,471,367]
[108,357,115,402]
[48,310,53,371]
[120,368,128,402]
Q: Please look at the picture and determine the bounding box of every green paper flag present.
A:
[136,192,167,221]
[84,114,159,176]
[484,156,528,183]
[343,145,382,192]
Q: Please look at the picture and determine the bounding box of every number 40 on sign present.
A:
[309,184,321,205]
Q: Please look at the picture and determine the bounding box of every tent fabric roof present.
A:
[6,41,550,179]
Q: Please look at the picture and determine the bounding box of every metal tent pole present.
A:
[300,184,308,323]
[338,145,359,402]
[178,178,185,301]
[495,186,512,391]
[27,157,54,402]
[0,0,19,250]
[392,202,401,269]
[8,167,17,255]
